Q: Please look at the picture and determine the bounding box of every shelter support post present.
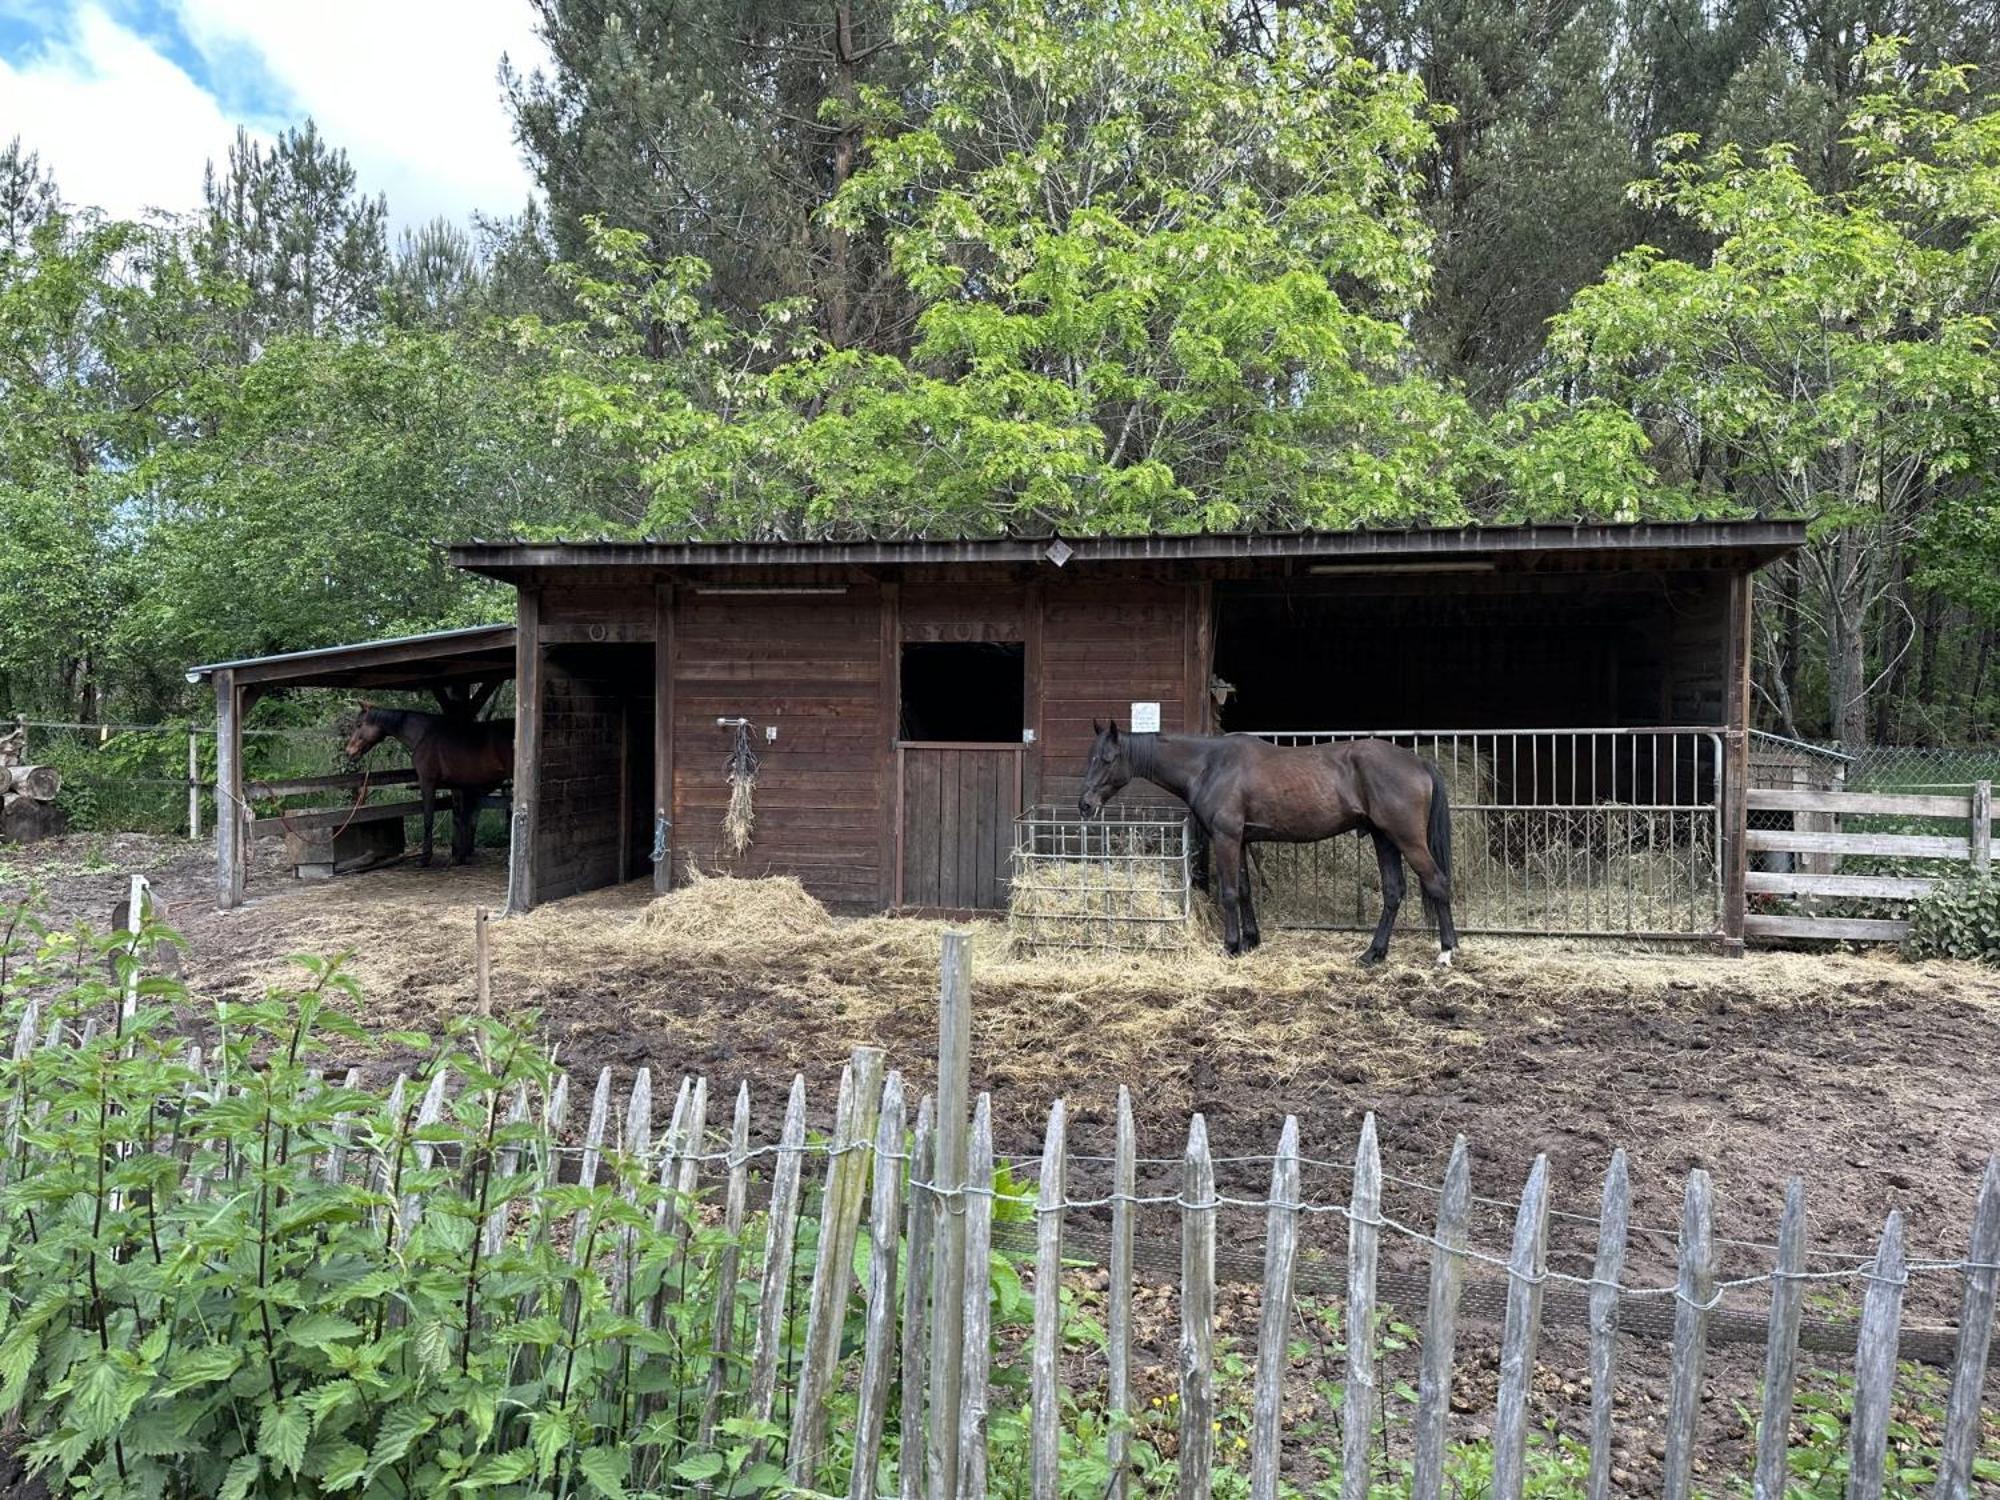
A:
[654,583,676,894]
[508,588,542,915]
[213,669,245,910]
[1721,575,1752,954]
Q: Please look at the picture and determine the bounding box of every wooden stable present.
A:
[451,522,1804,946]
[188,625,516,908]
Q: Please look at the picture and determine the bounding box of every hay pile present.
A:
[634,867,833,952]
[1008,857,1198,955]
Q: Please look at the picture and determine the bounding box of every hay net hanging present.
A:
[721,719,759,856]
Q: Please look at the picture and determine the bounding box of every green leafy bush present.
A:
[0,907,788,1499]
[1902,873,2000,964]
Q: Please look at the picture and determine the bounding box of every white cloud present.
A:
[0,1,550,229]
[0,5,247,221]
[171,0,549,231]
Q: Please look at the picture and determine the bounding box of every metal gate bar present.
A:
[1240,727,1727,939]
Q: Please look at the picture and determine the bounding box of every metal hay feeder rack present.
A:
[1009,802,1197,954]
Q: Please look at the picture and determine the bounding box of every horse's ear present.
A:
[1092,718,1102,736]
[358,699,374,712]
[1107,721,1120,742]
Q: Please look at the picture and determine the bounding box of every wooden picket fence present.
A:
[6,922,2000,1500]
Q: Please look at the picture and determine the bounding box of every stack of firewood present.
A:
[0,724,65,843]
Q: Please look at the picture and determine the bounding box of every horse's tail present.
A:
[1423,762,1453,927]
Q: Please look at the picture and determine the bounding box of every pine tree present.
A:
[0,138,60,260]
[503,0,908,348]
[199,121,389,342]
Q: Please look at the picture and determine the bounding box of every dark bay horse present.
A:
[1077,723,1458,966]
[344,704,514,867]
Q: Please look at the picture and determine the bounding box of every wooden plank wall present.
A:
[1036,582,1197,808]
[1662,576,1731,726]
[672,587,890,907]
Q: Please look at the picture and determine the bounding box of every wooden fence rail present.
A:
[1745,779,1993,942]
[4,931,1999,1499]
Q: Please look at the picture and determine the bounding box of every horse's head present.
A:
[344,703,388,761]
[1078,720,1131,819]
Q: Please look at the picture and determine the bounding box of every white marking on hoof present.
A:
[1436,947,1454,969]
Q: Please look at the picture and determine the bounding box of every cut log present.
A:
[5,765,60,800]
[0,726,23,768]
[1,793,66,844]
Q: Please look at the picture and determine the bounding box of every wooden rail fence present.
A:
[5,930,1999,1499]
[1745,778,1992,942]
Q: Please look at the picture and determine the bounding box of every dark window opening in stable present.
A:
[899,642,1025,743]
[1209,580,1727,734]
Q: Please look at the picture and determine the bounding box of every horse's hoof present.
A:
[1435,947,1455,970]
[1242,932,1262,953]
[1357,948,1385,968]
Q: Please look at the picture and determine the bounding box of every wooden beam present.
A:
[249,768,420,799]
[654,582,676,894]
[1747,787,1977,819]
[1744,914,1911,942]
[1721,573,1751,953]
[508,588,543,914]
[878,582,900,911]
[1745,871,1937,900]
[1023,580,1044,811]
[214,668,244,910]
[1746,829,1971,859]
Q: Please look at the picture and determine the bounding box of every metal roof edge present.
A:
[184,623,516,684]
[448,520,1808,572]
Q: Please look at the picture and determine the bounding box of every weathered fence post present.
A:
[849,1070,908,1500]
[1411,1137,1471,1500]
[747,1074,809,1439]
[1492,1154,1550,1500]
[1250,1117,1300,1500]
[1106,1086,1137,1500]
[1972,781,1992,875]
[1342,1114,1382,1500]
[899,1095,937,1500]
[1753,1178,1807,1500]
[1848,1211,1907,1500]
[1029,1099,1067,1500]
[1586,1150,1630,1500]
[928,931,973,1500]
[956,1094,996,1500]
[698,1080,753,1482]
[187,725,201,841]
[1935,1157,2000,1500]
[792,1047,887,1482]
[1179,1114,1216,1500]
[1662,1170,1717,1500]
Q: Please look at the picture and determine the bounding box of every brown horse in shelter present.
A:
[1077,723,1458,965]
[344,704,514,867]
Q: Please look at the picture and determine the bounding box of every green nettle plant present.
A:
[1903,873,2000,964]
[0,906,780,1500]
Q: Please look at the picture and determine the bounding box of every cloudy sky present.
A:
[0,0,551,231]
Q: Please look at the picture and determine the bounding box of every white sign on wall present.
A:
[1129,701,1161,733]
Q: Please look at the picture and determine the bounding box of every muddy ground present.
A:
[6,832,2000,1490]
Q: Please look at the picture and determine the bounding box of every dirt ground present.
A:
[6,832,2000,1488]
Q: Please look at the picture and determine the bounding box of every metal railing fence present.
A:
[1241,727,1727,939]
